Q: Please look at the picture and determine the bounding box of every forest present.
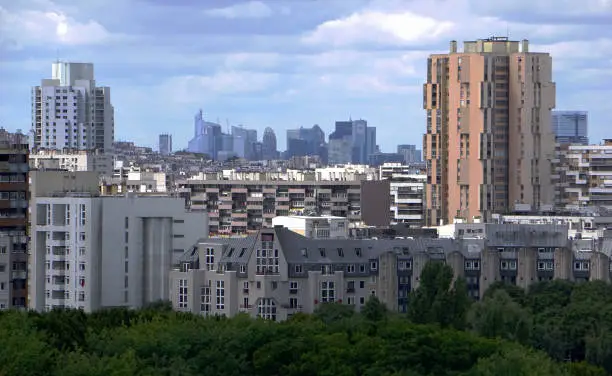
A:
[2,262,612,376]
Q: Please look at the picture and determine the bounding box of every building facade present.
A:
[272,215,349,239]
[423,37,556,226]
[554,141,612,210]
[551,110,588,145]
[170,223,612,319]
[30,194,208,312]
[380,163,426,228]
[29,149,113,175]
[159,134,173,155]
[0,130,29,310]
[177,177,390,236]
[31,62,114,153]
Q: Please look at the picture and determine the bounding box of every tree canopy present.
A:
[0,262,611,375]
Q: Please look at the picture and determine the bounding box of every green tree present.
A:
[362,296,388,322]
[468,347,569,376]
[468,289,531,344]
[313,302,355,325]
[408,262,470,329]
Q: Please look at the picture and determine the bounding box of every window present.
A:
[206,248,215,271]
[319,248,326,257]
[0,282,4,290]
[79,263,85,271]
[359,280,365,288]
[398,261,406,270]
[289,281,298,294]
[289,297,298,309]
[355,248,362,257]
[370,261,378,271]
[465,260,480,270]
[243,296,249,309]
[271,281,278,290]
[240,264,247,273]
[216,280,225,310]
[79,204,86,226]
[0,246,6,254]
[65,205,71,225]
[359,264,366,272]
[320,281,335,303]
[321,264,332,275]
[347,264,355,273]
[256,281,261,289]
[200,285,211,314]
[294,264,303,273]
[337,248,344,257]
[79,232,86,241]
[256,245,279,275]
[79,247,85,256]
[257,298,277,321]
[78,291,85,302]
[178,279,188,308]
[359,297,365,305]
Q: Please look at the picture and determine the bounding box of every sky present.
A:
[1,0,612,152]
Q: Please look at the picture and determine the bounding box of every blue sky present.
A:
[1,0,612,151]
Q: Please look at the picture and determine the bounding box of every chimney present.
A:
[521,39,529,53]
[450,40,457,53]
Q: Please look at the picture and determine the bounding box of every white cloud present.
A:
[302,11,453,47]
[160,72,279,103]
[204,1,273,19]
[0,5,113,47]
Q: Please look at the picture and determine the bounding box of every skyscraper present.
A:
[31,62,114,152]
[158,134,172,155]
[423,37,556,226]
[262,127,278,160]
[551,111,588,145]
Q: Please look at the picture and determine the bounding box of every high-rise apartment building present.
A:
[423,37,556,226]
[551,111,588,145]
[31,62,114,153]
[159,134,172,155]
[0,129,29,310]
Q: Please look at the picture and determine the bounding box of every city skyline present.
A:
[1,0,612,151]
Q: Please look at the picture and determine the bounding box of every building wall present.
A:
[30,194,208,312]
[424,38,555,226]
[170,224,610,320]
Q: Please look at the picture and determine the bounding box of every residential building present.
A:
[262,127,278,160]
[176,174,390,236]
[159,134,172,155]
[551,111,588,145]
[31,62,114,153]
[0,129,29,310]
[554,140,612,211]
[380,163,426,227]
[423,37,556,226]
[272,215,349,239]
[30,193,208,312]
[170,223,612,319]
[29,149,113,174]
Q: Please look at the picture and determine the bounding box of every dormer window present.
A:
[319,248,326,257]
[301,248,308,258]
[227,248,235,257]
[337,248,344,257]
[370,261,378,271]
[355,248,362,257]
[238,248,247,257]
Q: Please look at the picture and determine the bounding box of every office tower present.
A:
[0,129,29,310]
[262,127,278,160]
[159,134,172,155]
[423,37,556,226]
[31,62,114,152]
[365,126,377,162]
[286,125,326,158]
[551,111,588,145]
[232,125,257,160]
[328,120,375,165]
[188,110,222,158]
[397,145,422,164]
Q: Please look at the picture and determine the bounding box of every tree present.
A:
[468,289,531,345]
[362,296,388,322]
[313,302,355,325]
[408,262,471,329]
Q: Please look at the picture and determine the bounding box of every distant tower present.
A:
[262,127,277,160]
[158,133,172,155]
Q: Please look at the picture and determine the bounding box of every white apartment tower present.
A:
[31,62,114,153]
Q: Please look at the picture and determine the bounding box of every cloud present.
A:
[159,72,280,103]
[0,5,113,48]
[204,1,273,19]
[302,11,453,48]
